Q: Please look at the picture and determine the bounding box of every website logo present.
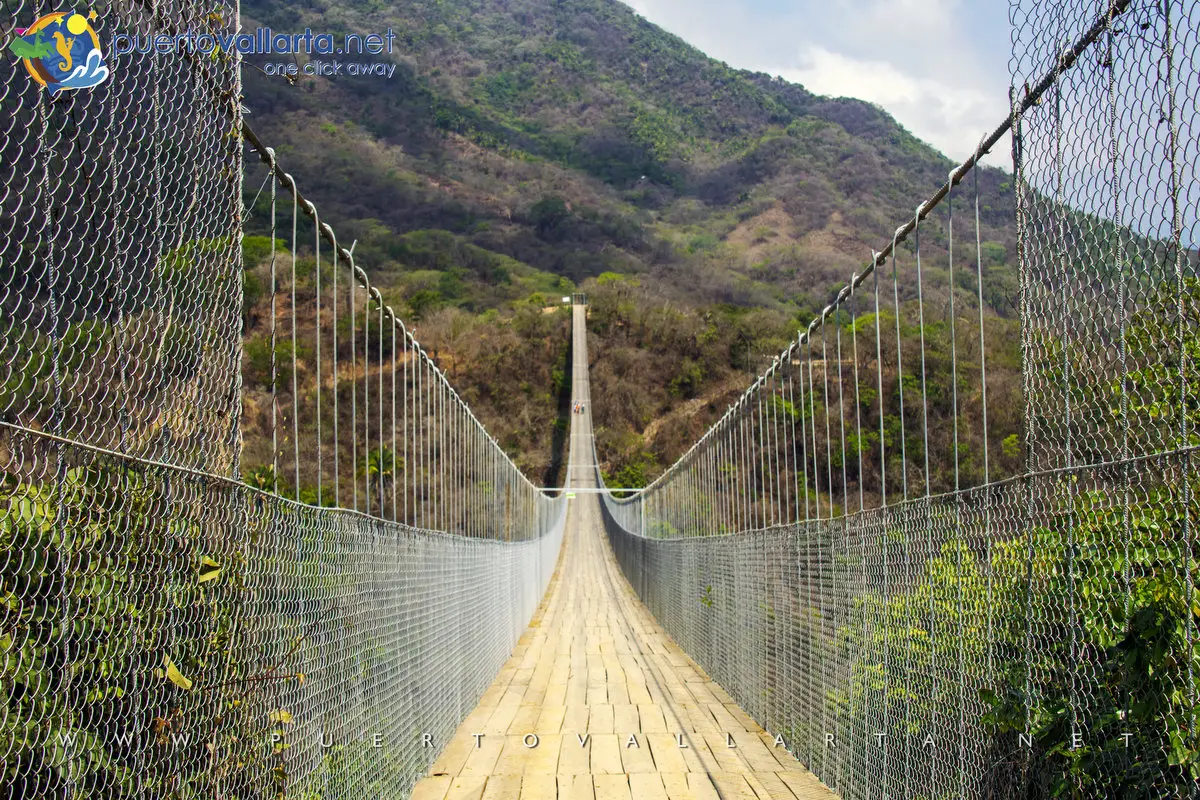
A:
[8,9,110,94]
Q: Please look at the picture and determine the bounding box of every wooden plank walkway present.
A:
[410,307,837,799]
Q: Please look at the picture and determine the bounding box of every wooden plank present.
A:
[756,732,803,771]
[588,734,623,775]
[557,733,591,775]
[777,771,838,799]
[637,704,667,734]
[699,732,748,774]
[411,775,452,800]
[430,734,480,778]
[566,678,588,706]
[556,773,594,800]
[492,736,531,777]
[706,703,749,733]
[644,734,689,774]
[629,773,670,800]
[543,681,568,707]
[686,773,722,800]
[625,681,653,705]
[587,704,614,734]
[747,771,801,800]
[509,704,542,734]
[680,704,721,734]
[480,775,523,800]
[487,690,526,735]
[536,705,567,735]
[415,434,839,800]
[708,773,759,800]
[524,733,563,775]
[446,775,488,800]
[660,773,695,800]
[460,735,506,777]
[612,705,639,734]
[730,731,789,774]
[519,774,558,800]
[592,775,632,800]
[675,731,720,774]
[562,705,589,735]
[619,733,657,774]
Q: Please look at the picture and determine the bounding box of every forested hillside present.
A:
[237,0,1022,490]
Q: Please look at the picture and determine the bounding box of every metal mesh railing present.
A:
[236,123,563,543]
[598,1,1199,798]
[1,0,244,477]
[1,3,565,797]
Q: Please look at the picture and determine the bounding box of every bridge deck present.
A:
[410,307,836,800]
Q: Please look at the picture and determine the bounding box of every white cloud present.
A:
[775,46,1010,165]
[618,0,1014,166]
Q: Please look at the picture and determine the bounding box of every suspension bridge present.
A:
[407,306,836,800]
[2,1,1198,799]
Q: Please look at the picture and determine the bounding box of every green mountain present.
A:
[237,0,1022,489]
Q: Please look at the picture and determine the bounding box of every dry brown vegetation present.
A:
[237,0,1023,489]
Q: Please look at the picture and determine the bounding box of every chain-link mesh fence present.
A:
[236,123,563,544]
[599,2,1199,798]
[2,3,565,797]
[2,454,563,797]
[1,0,244,477]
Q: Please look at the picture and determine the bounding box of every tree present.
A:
[529,196,570,239]
[360,447,401,513]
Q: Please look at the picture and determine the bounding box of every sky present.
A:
[621,0,1014,167]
